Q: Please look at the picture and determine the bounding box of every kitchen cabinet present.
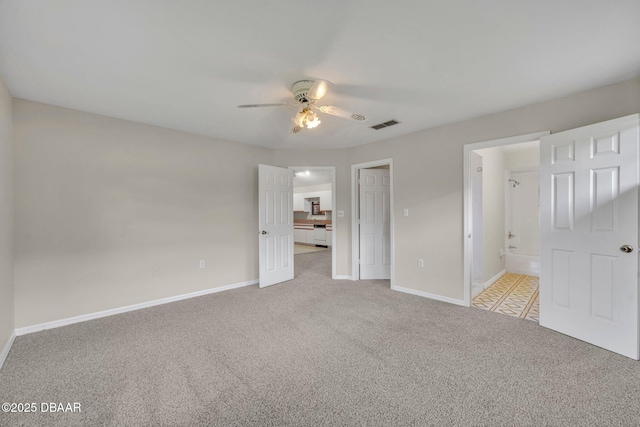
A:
[295,223,331,246]
[319,191,332,211]
[294,223,314,244]
[293,190,332,212]
[294,228,306,243]
[305,229,315,244]
[293,194,304,212]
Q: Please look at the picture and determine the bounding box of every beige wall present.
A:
[505,145,540,170]
[345,77,640,301]
[475,147,506,282]
[0,76,14,351]
[13,100,273,328]
[10,77,640,329]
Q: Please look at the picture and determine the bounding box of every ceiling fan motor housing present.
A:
[291,80,315,104]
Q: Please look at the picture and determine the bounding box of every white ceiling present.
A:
[1,1,638,150]
[293,169,332,188]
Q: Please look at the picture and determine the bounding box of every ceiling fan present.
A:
[238,79,367,133]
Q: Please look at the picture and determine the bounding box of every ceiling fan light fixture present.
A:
[305,110,321,129]
[240,78,366,133]
[294,108,321,130]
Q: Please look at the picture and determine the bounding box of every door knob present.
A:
[620,245,633,253]
[261,230,268,235]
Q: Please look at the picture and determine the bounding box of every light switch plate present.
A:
[404,209,409,217]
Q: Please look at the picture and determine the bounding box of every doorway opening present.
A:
[351,159,394,283]
[463,133,549,321]
[463,115,640,359]
[289,166,336,279]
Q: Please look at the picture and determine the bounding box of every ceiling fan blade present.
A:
[317,105,367,122]
[291,125,302,134]
[307,80,333,102]
[238,103,297,108]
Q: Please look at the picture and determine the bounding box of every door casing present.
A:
[351,159,394,283]
[463,132,550,306]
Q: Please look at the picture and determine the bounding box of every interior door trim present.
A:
[351,158,394,284]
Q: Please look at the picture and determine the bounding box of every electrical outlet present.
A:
[404,208,409,217]
[199,260,205,269]
[418,259,424,268]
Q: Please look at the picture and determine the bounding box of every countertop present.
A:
[294,219,332,225]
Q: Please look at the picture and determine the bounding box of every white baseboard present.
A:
[391,285,466,306]
[0,331,16,371]
[333,275,352,280]
[15,279,258,336]
[471,269,506,298]
[506,267,539,276]
[484,269,506,290]
[472,283,484,298]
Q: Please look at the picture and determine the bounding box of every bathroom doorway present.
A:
[463,133,548,321]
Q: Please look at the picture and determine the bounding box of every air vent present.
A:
[371,119,400,130]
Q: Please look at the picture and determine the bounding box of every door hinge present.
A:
[358,259,361,264]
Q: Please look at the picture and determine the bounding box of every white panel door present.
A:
[259,164,294,288]
[539,114,639,359]
[359,169,391,279]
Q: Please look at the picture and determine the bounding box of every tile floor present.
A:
[472,273,539,322]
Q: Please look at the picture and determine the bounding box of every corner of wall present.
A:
[0,73,15,370]
[0,331,16,370]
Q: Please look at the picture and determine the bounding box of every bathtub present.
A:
[505,253,539,277]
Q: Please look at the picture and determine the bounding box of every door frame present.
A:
[288,166,337,279]
[351,158,394,284]
[463,132,549,307]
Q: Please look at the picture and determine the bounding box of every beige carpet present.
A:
[2,251,640,426]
